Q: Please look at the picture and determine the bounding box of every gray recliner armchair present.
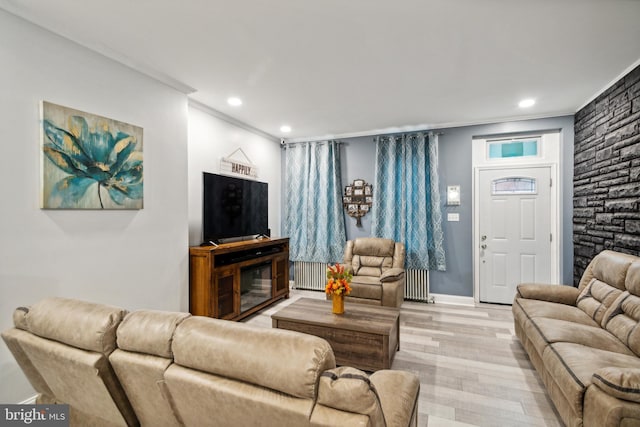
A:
[341,237,406,308]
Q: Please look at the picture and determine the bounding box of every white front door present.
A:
[478,167,552,304]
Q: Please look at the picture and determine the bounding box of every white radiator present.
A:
[404,269,430,302]
[293,261,327,291]
[293,262,430,302]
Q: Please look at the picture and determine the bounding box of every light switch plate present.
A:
[447,213,460,222]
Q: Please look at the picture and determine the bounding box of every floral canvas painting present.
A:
[41,101,143,209]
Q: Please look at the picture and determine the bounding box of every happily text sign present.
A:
[220,148,258,179]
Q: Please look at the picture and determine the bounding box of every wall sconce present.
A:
[447,185,461,206]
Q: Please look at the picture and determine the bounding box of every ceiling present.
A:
[2,0,640,141]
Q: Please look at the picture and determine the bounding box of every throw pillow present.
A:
[576,278,622,325]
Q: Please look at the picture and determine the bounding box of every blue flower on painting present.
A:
[42,116,143,208]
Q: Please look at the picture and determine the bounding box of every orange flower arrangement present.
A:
[325,263,352,296]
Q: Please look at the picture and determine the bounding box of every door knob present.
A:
[481,244,487,249]
[481,235,487,241]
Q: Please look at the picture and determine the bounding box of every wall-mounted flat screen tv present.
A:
[202,172,268,244]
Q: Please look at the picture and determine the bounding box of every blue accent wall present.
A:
[335,115,575,297]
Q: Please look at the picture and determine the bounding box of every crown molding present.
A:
[284,111,575,143]
[577,57,640,112]
[188,99,280,143]
[0,6,196,95]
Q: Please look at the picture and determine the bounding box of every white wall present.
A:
[0,10,190,403]
[188,105,282,245]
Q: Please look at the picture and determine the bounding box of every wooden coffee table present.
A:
[271,297,400,371]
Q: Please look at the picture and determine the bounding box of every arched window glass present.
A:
[491,177,537,195]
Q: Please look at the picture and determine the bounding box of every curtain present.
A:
[284,140,346,263]
[371,133,446,270]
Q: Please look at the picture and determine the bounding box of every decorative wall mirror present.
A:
[343,179,372,226]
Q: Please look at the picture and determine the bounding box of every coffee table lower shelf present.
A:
[271,298,400,372]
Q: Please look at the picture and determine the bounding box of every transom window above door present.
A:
[491,177,537,195]
[488,138,539,159]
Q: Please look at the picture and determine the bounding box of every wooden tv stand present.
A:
[189,237,289,321]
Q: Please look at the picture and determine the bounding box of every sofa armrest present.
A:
[370,370,419,427]
[516,283,579,306]
[317,367,385,427]
[593,367,640,403]
[13,306,29,330]
[380,268,405,283]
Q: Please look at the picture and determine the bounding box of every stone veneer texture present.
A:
[573,64,640,285]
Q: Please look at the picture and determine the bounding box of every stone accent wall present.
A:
[573,64,640,284]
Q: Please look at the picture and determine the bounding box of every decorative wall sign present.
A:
[220,147,258,179]
[41,101,143,209]
[343,179,372,226]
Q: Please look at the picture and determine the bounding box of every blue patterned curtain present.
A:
[371,133,446,270]
[284,141,346,263]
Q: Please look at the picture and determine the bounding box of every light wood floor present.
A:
[244,289,563,427]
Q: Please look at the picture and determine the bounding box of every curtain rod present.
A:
[284,130,444,145]
[282,140,345,148]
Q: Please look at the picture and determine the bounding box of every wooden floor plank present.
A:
[243,289,562,427]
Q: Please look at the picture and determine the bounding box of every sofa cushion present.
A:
[543,342,640,419]
[165,365,315,427]
[172,316,336,399]
[576,278,623,325]
[579,250,636,291]
[351,238,396,277]
[352,238,396,258]
[309,405,372,426]
[1,328,55,400]
[16,327,137,426]
[593,367,640,404]
[350,277,383,300]
[110,310,189,427]
[356,263,390,277]
[514,298,598,327]
[26,297,126,355]
[529,317,634,356]
[626,262,640,297]
[109,349,182,427]
[317,367,385,427]
[116,309,190,358]
[602,292,640,357]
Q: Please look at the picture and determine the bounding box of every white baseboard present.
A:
[430,293,475,306]
[19,395,37,404]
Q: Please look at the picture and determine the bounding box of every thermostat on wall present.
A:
[447,185,461,206]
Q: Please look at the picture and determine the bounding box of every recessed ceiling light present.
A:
[518,98,535,108]
[227,97,242,107]
[280,125,292,133]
